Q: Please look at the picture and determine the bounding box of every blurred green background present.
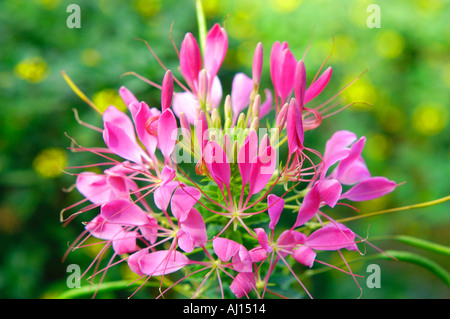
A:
[0,0,448,299]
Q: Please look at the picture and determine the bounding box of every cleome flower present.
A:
[62,17,399,300]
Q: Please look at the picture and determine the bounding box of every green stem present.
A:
[56,280,157,299]
[196,0,207,56]
[336,196,450,224]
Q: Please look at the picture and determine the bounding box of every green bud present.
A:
[237,113,246,129]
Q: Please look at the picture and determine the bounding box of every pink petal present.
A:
[248,146,277,195]
[106,175,130,197]
[294,184,321,228]
[274,48,297,102]
[276,230,306,257]
[231,72,253,117]
[209,75,223,109]
[270,41,289,96]
[139,250,189,276]
[321,130,357,178]
[196,110,209,156]
[203,141,231,190]
[157,109,178,160]
[255,228,272,253]
[292,246,316,268]
[316,179,342,208]
[259,89,273,119]
[335,137,369,185]
[103,105,146,164]
[204,23,228,79]
[230,272,255,299]
[258,134,270,156]
[127,249,148,276]
[119,86,138,108]
[172,92,199,124]
[252,42,263,86]
[249,247,267,263]
[213,237,240,262]
[177,229,195,253]
[305,224,356,251]
[180,33,202,91]
[232,246,253,273]
[304,67,332,104]
[337,156,371,185]
[129,102,159,155]
[294,60,306,106]
[179,208,207,248]
[85,214,123,240]
[76,172,113,205]
[286,98,304,154]
[101,199,150,226]
[111,230,138,255]
[341,177,397,201]
[154,180,179,211]
[160,165,176,185]
[267,194,285,230]
[170,186,201,222]
[161,70,174,112]
[238,130,258,187]
[139,216,158,244]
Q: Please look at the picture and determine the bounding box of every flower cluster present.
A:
[63,22,397,299]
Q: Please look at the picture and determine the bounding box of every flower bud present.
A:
[161,70,174,112]
[276,102,289,131]
[224,94,232,119]
[252,42,263,88]
[211,108,221,129]
[294,60,306,107]
[204,23,228,80]
[179,112,191,146]
[224,116,232,130]
[180,33,202,92]
[250,117,259,132]
[252,94,261,119]
[198,68,208,105]
[236,113,246,129]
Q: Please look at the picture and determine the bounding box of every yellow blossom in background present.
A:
[132,0,161,18]
[34,0,61,10]
[202,0,220,18]
[365,133,393,162]
[32,148,67,178]
[412,103,448,136]
[81,49,102,67]
[269,0,302,13]
[83,237,105,259]
[331,34,357,62]
[375,30,405,59]
[92,89,127,113]
[415,0,445,14]
[14,57,48,84]
[226,10,256,40]
[342,76,377,110]
[350,0,375,27]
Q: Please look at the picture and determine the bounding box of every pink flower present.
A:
[204,23,228,82]
[270,41,297,104]
[75,162,138,205]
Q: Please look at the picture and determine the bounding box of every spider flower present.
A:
[62,17,401,300]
